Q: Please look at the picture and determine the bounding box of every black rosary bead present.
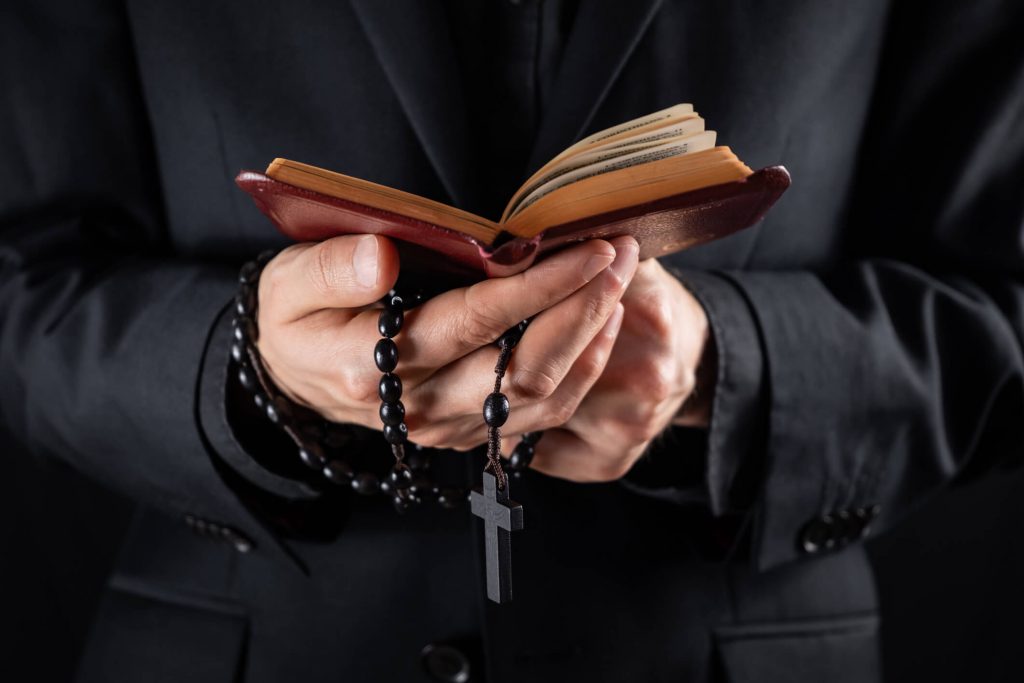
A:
[374,338,399,373]
[237,365,256,391]
[264,396,292,424]
[389,466,413,487]
[409,475,433,498]
[238,260,259,286]
[508,443,535,472]
[402,289,425,308]
[496,319,530,349]
[352,472,380,495]
[377,308,404,338]
[383,422,408,445]
[298,443,326,470]
[379,400,405,426]
[234,287,256,317]
[392,493,411,513]
[233,318,257,344]
[266,396,292,424]
[378,374,403,403]
[405,448,429,472]
[437,488,462,509]
[483,392,510,428]
[521,431,542,446]
[231,268,544,522]
[322,459,353,484]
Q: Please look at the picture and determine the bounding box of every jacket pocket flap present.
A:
[714,614,879,683]
[75,578,248,683]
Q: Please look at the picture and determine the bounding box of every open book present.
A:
[237,104,789,280]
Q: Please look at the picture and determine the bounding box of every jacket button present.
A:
[183,515,254,553]
[853,505,880,538]
[420,643,471,683]
[225,529,254,554]
[833,509,854,544]
[799,516,833,554]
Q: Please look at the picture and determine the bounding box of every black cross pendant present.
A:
[470,470,524,604]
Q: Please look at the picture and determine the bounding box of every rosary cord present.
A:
[485,337,516,490]
[245,344,302,449]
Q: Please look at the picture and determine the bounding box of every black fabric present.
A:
[714,614,880,683]
[443,0,579,219]
[75,578,248,683]
[1,0,1023,681]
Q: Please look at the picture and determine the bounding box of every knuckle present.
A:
[582,291,613,329]
[630,292,674,341]
[608,406,658,443]
[337,364,377,403]
[259,261,288,314]
[454,290,509,346]
[548,399,577,427]
[645,365,676,403]
[577,345,610,379]
[679,367,698,397]
[631,412,663,442]
[511,366,559,401]
[621,360,675,404]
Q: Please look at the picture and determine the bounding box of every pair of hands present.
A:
[256,234,713,483]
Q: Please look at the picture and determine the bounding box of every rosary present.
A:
[233,250,538,603]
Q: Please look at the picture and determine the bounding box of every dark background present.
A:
[2,435,1022,682]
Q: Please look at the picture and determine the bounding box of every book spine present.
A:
[478,233,543,278]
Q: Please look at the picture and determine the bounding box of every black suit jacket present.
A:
[2,1,1022,682]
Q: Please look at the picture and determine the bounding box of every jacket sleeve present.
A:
[665,0,1024,571]
[0,0,321,566]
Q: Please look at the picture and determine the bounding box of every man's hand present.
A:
[255,233,639,449]
[502,253,713,482]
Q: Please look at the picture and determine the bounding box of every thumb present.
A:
[261,234,400,322]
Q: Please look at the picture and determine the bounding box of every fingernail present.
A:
[582,250,615,280]
[609,240,639,282]
[353,235,379,288]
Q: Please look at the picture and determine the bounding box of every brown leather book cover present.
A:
[235,165,790,282]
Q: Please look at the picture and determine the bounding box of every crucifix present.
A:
[470,469,524,603]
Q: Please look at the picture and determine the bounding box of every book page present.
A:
[502,122,712,221]
[509,132,717,219]
[525,104,698,184]
[503,116,707,221]
[550,103,695,162]
[504,147,751,238]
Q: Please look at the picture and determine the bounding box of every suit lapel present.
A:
[349,0,472,207]
[526,0,665,174]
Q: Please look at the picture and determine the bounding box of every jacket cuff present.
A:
[197,302,324,502]
[726,271,882,573]
[674,270,769,516]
